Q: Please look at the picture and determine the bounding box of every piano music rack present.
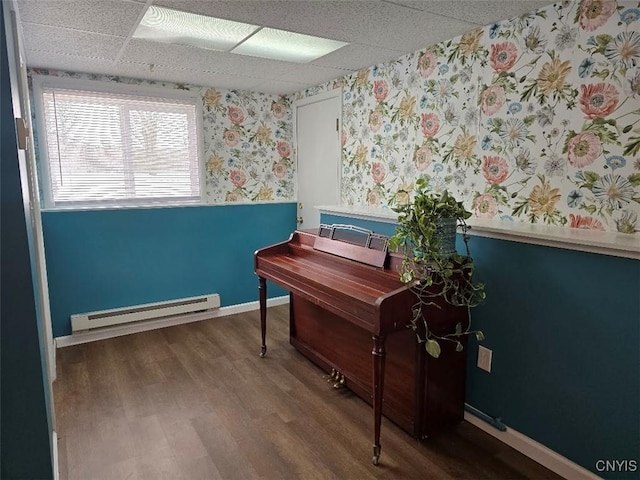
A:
[314,224,389,268]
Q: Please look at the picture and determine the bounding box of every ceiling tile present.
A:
[25,50,118,75]
[400,1,554,27]
[249,78,310,95]
[203,52,300,81]
[276,64,352,86]
[135,64,264,91]
[24,49,266,92]
[196,71,267,92]
[22,23,125,61]
[120,39,223,72]
[16,0,145,37]
[313,43,405,70]
[122,39,298,79]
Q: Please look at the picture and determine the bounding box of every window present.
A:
[35,79,202,208]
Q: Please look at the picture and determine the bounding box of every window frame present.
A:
[32,75,205,210]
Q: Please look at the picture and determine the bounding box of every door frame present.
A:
[293,88,343,218]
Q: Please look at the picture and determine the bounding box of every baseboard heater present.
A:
[70,294,221,333]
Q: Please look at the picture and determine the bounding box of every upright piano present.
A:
[254,225,468,465]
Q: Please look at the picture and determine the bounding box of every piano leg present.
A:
[371,334,386,466]
[259,276,267,357]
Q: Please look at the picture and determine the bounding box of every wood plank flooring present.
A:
[54,305,562,480]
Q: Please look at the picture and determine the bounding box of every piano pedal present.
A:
[333,373,346,389]
[324,368,338,382]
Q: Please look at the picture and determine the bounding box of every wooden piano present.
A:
[254,225,468,465]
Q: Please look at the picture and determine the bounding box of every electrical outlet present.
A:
[477,346,492,372]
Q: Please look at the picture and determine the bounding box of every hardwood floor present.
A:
[54,305,562,480]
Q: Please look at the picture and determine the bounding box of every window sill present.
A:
[41,201,206,213]
[317,205,640,260]
[41,199,297,213]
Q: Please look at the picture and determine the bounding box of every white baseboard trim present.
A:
[55,296,289,348]
[52,430,59,480]
[464,412,600,480]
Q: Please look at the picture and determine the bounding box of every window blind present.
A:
[40,86,201,208]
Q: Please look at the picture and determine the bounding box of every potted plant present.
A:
[388,178,486,358]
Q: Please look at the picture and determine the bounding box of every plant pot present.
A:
[433,218,457,257]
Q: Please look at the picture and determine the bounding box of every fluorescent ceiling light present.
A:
[232,28,348,63]
[133,6,259,51]
[133,6,348,63]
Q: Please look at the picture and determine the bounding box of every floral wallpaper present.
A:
[297,0,640,234]
[27,69,295,204]
[201,89,294,202]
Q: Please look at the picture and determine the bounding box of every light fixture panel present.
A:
[133,6,259,51]
[232,28,348,63]
[133,7,348,63]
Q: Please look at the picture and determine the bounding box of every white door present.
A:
[4,0,57,396]
[295,89,341,230]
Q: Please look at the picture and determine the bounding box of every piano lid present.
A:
[314,224,389,268]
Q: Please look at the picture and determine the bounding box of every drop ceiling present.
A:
[16,0,553,95]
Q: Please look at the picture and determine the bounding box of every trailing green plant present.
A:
[388,178,486,358]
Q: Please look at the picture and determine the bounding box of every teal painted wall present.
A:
[1,5,53,477]
[468,236,639,478]
[321,212,640,478]
[43,203,296,337]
